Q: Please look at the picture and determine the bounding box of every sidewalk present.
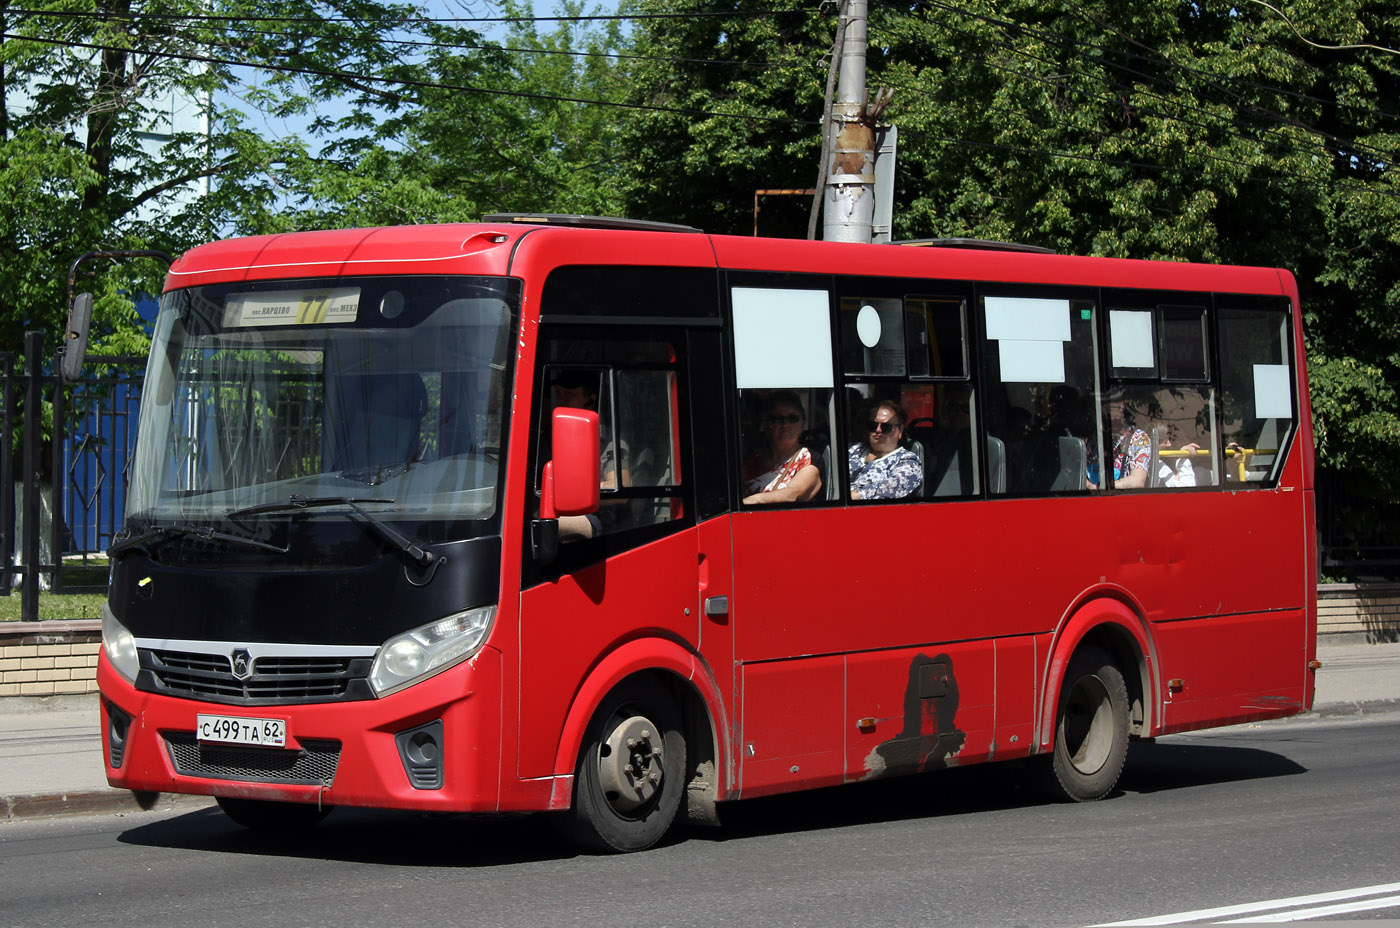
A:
[2,639,1397,823]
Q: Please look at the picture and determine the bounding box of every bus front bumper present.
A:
[96,646,511,813]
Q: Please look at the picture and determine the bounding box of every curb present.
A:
[1309,697,1400,720]
[1,788,215,823]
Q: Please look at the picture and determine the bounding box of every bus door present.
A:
[518,293,733,789]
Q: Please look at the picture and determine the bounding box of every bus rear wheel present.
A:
[558,678,686,853]
[1047,645,1130,802]
[216,796,332,831]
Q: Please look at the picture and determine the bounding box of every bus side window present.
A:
[731,285,837,505]
[1104,301,1218,490]
[979,293,1100,496]
[615,367,683,526]
[739,388,832,505]
[1217,305,1295,487]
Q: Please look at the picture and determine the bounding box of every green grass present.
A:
[0,591,108,621]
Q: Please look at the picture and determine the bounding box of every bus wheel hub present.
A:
[599,715,663,812]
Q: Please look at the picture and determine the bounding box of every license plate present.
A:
[196,713,287,748]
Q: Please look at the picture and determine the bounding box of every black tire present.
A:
[556,678,686,853]
[1047,645,1130,802]
[215,796,332,831]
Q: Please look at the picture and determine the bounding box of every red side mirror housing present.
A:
[548,407,601,516]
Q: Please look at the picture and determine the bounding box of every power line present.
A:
[0,30,820,127]
[873,10,1399,171]
[0,6,807,27]
[1057,0,1400,124]
[7,9,1397,205]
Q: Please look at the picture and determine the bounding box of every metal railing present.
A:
[1,331,145,617]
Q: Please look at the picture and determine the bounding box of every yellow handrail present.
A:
[1158,446,1279,481]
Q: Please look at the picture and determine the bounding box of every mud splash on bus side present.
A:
[862,653,967,780]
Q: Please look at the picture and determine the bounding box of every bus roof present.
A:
[165,221,1295,299]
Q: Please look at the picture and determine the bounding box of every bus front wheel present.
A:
[558,678,686,853]
[216,796,331,831]
[1047,646,1130,802]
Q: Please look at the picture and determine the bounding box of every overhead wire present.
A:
[872,7,1399,172]
[5,2,1397,203]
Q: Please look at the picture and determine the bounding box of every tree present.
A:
[0,0,496,355]
[614,0,835,236]
[403,0,630,218]
[607,0,1400,571]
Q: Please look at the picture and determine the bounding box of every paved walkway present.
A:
[2,639,1396,822]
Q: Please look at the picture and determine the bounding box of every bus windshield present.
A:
[127,275,518,530]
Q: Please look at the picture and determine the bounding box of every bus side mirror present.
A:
[550,407,601,516]
[60,292,94,384]
[532,408,601,566]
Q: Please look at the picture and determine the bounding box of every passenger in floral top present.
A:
[742,391,823,504]
[1087,424,1151,490]
[848,399,923,500]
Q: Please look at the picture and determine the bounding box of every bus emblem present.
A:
[231,649,254,681]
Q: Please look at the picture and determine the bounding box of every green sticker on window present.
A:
[1080,309,1092,320]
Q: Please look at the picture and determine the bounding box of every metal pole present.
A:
[50,359,65,595]
[1,354,14,594]
[21,331,41,621]
[822,0,874,244]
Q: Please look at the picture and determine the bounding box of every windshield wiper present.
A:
[110,524,290,558]
[229,495,435,567]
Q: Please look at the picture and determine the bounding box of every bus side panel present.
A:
[517,530,700,781]
[994,635,1038,762]
[844,641,995,783]
[1152,610,1309,734]
[739,656,845,798]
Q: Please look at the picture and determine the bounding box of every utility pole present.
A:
[820,0,891,244]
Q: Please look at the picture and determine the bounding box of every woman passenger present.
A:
[742,391,823,504]
[848,399,923,500]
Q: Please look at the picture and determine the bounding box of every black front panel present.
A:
[110,535,501,646]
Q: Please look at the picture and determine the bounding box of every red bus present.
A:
[98,215,1317,852]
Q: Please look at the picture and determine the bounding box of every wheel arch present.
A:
[549,637,730,821]
[1038,589,1162,751]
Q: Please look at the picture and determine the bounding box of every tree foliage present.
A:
[6,0,1400,570]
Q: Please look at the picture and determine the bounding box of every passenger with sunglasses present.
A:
[742,391,823,504]
[848,399,923,500]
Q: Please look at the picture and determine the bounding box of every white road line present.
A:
[1221,892,1400,923]
[1088,881,1400,926]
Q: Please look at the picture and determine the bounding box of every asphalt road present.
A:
[2,713,1397,928]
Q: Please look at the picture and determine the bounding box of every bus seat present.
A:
[906,438,928,497]
[1050,436,1087,491]
[986,436,1006,494]
[802,428,836,501]
[931,450,965,496]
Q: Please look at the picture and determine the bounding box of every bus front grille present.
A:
[164,732,342,786]
[139,649,375,706]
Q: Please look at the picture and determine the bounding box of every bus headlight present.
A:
[102,604,140,684]
[369,605,496,696]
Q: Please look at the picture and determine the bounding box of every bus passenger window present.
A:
[740,388,831,505]
[913,384,979,497]
[1103,301,1218,491]
[841,298,906,376]
[845,388,925,501]
[979,294,1099,495]
[1218,306,1295,487]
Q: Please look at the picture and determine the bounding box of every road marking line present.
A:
[1221,893,1400,923]
[1088,882,1400,926]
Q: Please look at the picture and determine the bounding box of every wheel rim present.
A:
[1062,673,1114,775]
[596,713,665,814]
